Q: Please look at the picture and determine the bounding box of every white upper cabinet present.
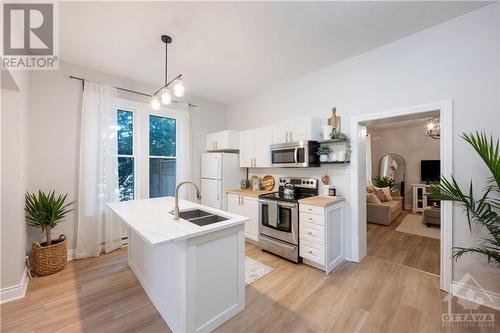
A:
[272,120,290,144]
[239,130,254,168]
[254,127,272,167]
[272,117,320,144]
[239,127,272,168]
[206,130,240,151]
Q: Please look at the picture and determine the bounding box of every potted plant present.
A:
[430,132,499,264]
[26,190,74,275]
[373,176,397,191]
[317,145,332,162]
[332,132,351,161]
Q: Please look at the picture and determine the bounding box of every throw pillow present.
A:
[366,193,381,204]
[375,189,389,202]
[379,187,392,201]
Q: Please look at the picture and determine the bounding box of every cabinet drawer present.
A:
[300,212,324,226]
[299,222,324,246]
[300,240,325,266]
[299,204,324,216]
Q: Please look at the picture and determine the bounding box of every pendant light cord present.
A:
[165,40,168,86]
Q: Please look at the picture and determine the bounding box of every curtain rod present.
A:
[68,75,198,108]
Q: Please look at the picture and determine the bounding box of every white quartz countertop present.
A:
[106,197,248,247]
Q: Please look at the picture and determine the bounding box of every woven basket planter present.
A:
[32,234,67,276]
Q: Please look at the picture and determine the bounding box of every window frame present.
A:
[117,98,178,200]
[117,109,137,201]
[148,114,177,198]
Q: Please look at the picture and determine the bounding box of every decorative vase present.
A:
[338,150,346,162]
[321,125,333,140]
[320,154,328,162]
[328,152,338,162]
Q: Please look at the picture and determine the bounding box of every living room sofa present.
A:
[367,193,403,226]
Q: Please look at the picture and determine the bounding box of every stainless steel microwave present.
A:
[270,141,320,168]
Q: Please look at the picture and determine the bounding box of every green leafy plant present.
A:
[317,145,332,156]
[430,132,499,264]
[25,191,74,246]
[332,132,352,156]
[373,176,397,191]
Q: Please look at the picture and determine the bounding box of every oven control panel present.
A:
[278,177,318,189]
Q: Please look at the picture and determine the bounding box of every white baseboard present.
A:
[452,282,500,311]
[0,267,28,304]
[67,248,75,261]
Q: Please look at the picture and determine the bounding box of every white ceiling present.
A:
[60,1,489,105]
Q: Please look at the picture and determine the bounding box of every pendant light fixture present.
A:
[424,116,440,139]
[151,35,184,110]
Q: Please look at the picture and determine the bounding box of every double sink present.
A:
[178,209,228,226]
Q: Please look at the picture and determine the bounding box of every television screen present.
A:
[421,160,440,182]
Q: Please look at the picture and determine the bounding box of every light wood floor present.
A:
[2,243,498,333]
[367,210,441,275]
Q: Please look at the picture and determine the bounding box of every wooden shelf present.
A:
[318,138,349,144]
[320,161,350,165]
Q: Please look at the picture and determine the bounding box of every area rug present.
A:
[396,213,440,240]
[245,257,273,286]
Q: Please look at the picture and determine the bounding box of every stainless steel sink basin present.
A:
[178,209,228,226]
[188,214,228,226]
[178,209,212,220]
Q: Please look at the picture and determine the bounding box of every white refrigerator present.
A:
[201,152,243,210]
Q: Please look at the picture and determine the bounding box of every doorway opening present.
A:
[350,101,452,292]
[366,112,441,276]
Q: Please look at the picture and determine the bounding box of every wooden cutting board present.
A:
[261,175,275,191]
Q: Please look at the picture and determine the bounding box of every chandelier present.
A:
[425,116,440,139]
[151,35,184,110]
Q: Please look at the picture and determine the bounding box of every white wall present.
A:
[227,4,500,293]
[1,70,30,290]
[369,122,440,210]
[27,61,227,252]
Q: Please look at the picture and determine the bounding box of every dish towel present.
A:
[267,201,278,228]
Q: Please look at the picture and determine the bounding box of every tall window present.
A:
[117,110,135,201]
[149,115,176,198]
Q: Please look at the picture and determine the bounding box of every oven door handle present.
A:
[277,202,298,209]
[294,148,298,164]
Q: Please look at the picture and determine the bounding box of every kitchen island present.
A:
[107,197,248,333]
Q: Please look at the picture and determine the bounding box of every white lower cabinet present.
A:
[226,193,259,242]
[299,202,344,274]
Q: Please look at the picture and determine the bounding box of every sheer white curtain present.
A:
[175,103,193,200]
[366,133,373,186]
[76,81,122,258]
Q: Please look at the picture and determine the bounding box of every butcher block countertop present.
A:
[226,188,273,197]
[298,195,345,208]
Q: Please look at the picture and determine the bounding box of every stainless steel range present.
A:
[258,177,318,262]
